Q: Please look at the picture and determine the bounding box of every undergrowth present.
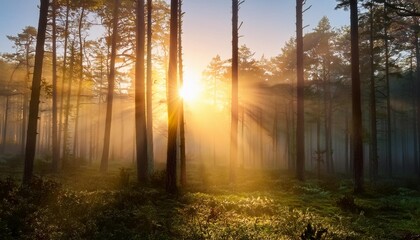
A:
[0,166,419,239]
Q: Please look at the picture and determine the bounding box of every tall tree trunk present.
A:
[63,43,75,165]
[136,0,148,183]
[415,16,420,177]
[179,0,187,187]
[73,7,86,163]
[100,0,120,172]
[146,0,154,174]
[369,0,378,181]
[384,2,392,177]
[296,0,305,181]
[58,0,70,163]
[52,0,60,172]
[350,0,364,193]
[230,0,239,184]
[410,52,418,176]
[23,0,49,184]
[166,0,179,194]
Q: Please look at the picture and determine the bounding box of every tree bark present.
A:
[23,0,49,184]
[58,0,70,163]
[136,0,148,183]
[230,0,239,184]
[179,0,187,187]
[166,0,179,194]
[296,0,305,181]
[369,0,378,181]
[100,0,120,172]
[63,42,75,166]
[350,0,364,193]
[146,0,154,174]
[52,0,60,172]
[73,6,86,162]
[384,2,392,177]
[415,16,420,176]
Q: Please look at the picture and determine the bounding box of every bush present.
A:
[150,170,166,188]
[336,194,358,213]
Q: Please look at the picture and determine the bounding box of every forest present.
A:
[0,0,419,239]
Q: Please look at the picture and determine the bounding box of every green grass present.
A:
[0,160,419,239]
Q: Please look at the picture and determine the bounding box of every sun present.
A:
[179,71,202,103]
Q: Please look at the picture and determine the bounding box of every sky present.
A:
[0,0,349,81]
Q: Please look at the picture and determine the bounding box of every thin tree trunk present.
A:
[369,0,378,181]
[146,0,154,174]
[350,0,364,193]
[415,16,420,177]
[296,0,305,181]
[179,0,187,187]
[52,0,60,172]
[135,0,148,183]
[73,7,86,163]
[410,53,418,176]
[58,0,70,162]
[63,43,75,165]
[100,0,120,173]
[166,0,179,193]
[23,0,49,184]
[384,2,392,177]
[230,0,239,184]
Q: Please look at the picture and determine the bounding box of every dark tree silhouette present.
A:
[23,0,49,184]
[179,0,187,187]
[146,0,154,174]
[166,0,179,194]
[296,0,305,181]
[383,2,392,177]
[350,0,364,193]
[136,0,149,183]
[230,0,240,184]
[100,0,120,172]
[368,0,378,181]
[58,0,70,164]
[51,0,59,172]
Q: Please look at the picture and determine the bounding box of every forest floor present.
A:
[0,157,420,239]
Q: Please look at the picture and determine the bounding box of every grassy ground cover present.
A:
[0,161,419,239]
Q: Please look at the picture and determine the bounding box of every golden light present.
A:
[179,70,202,103]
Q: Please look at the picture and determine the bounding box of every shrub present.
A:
[336,194,358,213]
[150,170,166,188]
